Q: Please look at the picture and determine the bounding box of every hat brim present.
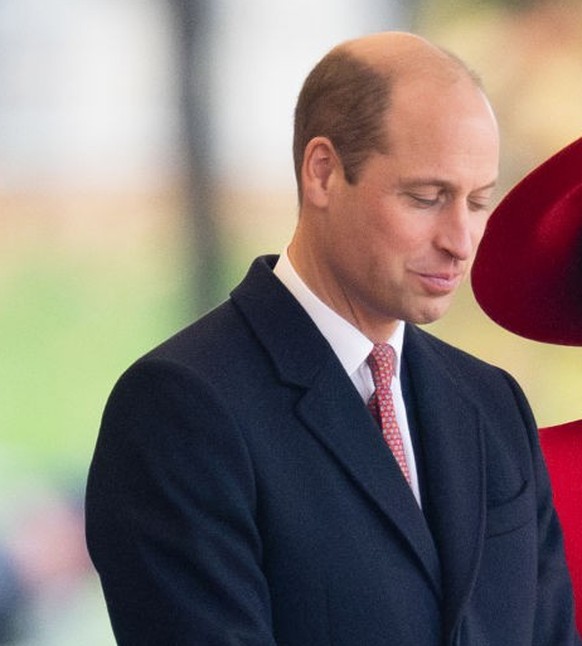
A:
[471,137,582,346]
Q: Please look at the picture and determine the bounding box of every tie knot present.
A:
[367,343,396,390]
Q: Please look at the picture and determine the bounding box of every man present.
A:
[86,32,580,644]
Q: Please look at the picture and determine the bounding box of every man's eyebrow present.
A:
[398,178,498,192]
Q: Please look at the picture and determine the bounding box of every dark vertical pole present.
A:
[169,0,225,317]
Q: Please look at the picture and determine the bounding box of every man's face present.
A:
[312,78,499,339]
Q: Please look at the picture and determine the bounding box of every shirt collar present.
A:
[273,249,405,378]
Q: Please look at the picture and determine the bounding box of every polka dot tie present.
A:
[367,343,411,485]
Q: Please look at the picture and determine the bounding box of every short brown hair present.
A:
[292,44,483,200]
[293,49,391,198]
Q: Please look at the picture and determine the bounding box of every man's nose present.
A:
[435,203,475,261]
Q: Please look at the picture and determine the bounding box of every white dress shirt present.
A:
[274,249,421,506]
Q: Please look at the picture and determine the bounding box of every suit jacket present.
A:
[86,255,580,645]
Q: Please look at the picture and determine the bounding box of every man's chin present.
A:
[406,300,454,326]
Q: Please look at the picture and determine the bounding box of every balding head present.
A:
[339,31,478,81]
[293,31,486,201]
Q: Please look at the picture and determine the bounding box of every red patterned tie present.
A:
[367,343,411,484]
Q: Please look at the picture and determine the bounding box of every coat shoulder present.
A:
[407,324,505,378]
[405,324,531,418]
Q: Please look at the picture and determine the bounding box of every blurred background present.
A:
[1,0,582,642]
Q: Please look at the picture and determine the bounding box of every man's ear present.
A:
[301,137,342,209]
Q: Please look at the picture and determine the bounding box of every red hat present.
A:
[471,137,582,346]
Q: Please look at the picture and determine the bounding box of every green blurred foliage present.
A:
[0,242,191,482]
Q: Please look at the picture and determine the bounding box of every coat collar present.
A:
[231,255,328,388]
[232,256,486,626]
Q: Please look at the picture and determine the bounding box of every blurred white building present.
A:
[0,0,410,193]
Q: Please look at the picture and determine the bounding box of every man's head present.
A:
[289,32,499,342]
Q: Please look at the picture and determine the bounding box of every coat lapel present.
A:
[231,257,441,597]
[295,359,442,596]
[404,326,487,640]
